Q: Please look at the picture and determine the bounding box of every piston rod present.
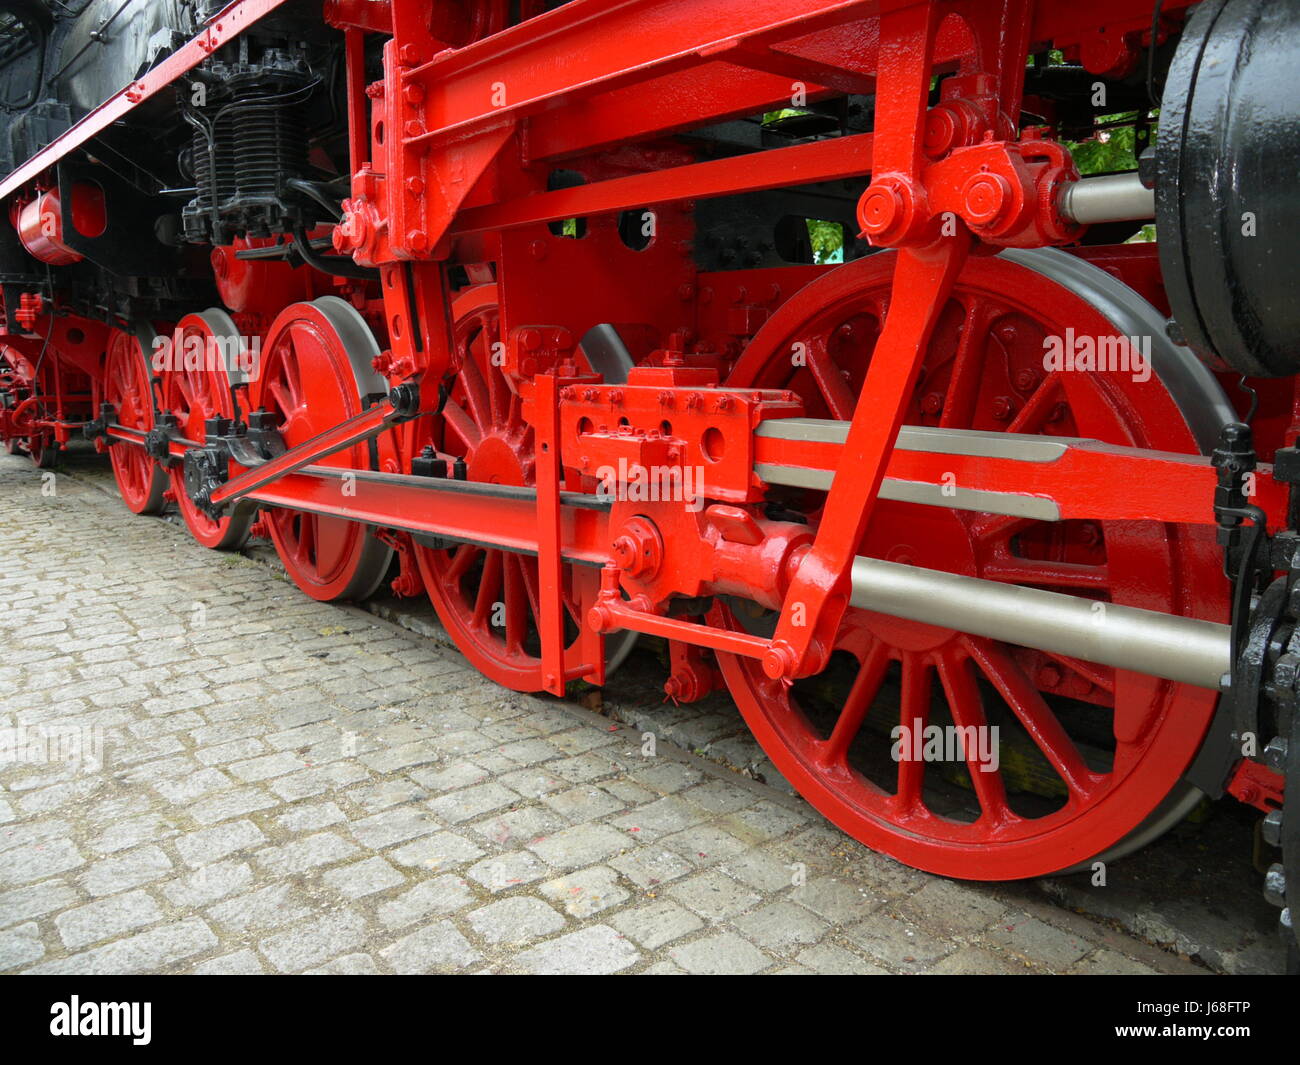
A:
[849,556,1229,689]
[1057,171,1155,225]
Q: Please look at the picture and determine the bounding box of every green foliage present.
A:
[806,219,844,264]
[1064,111,1159,242]
[763,108,810,125]
[1066,115,1145,175]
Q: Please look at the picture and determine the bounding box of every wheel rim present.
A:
[103,331,167,513]
[413,285,630,692]
[252,297,392,601]
[27,433,55,469]
[714,251,1228,880]
[162,310,254,548]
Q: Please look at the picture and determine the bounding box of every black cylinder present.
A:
[1157,0,1300,377]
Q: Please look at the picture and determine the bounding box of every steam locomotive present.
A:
[1,0,1296,968]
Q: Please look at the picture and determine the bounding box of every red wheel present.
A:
[0,349,18,455]
[26,432,57,469]
[251,297,392,601]
[1,349,24,455]
[161,310,254,548]
[102,330,167,514]
[714,250,1231,879]
[412,285,635,692]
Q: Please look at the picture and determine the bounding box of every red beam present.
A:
[405,0,875,146]
[245,468,612,566]
[453,132,873,236]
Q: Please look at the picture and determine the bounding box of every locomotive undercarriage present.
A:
[1,0,1297,969]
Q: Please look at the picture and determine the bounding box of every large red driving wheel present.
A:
[103,330,167,514]
[251,297,392,601]
[413,285,633,692]
[161,310,255,549]
[715,250,1230,880]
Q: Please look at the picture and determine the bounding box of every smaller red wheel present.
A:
[103,330,167,514]
[251,297,392,601]
[26,433,57,469]
[161,310,254,548]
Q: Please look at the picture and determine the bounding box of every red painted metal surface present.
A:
[1,0,1286,881]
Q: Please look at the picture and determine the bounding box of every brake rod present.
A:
[207,385,420,509]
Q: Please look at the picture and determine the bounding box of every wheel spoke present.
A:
[936,646,1013,825]
[963,635,1098,800]
[1041,651,1115,694]
[442,400,482,451]
[517,554,542,622]
[472,551,504,630]
[483,321,511,428]
[938,299,992,429]
[457,345,492,433]
[817,639,889,767]
[1006,372,1063,435]
[445,543,481,585]
[502,555,531,653]
[894,652,932,810]
[803,334,857,420]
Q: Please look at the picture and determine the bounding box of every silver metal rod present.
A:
[849,556,1229,689]
[1058,172,1156,225]
[755,419,1072,520]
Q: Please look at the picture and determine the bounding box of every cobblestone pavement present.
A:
[0,452,1203,974]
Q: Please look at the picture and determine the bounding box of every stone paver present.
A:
[0,453,1205,975]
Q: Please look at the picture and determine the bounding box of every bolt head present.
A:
[1014,368,1039,391]
[962,172,1010,227]
[858,183,902,236]
[762,642,795,680]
